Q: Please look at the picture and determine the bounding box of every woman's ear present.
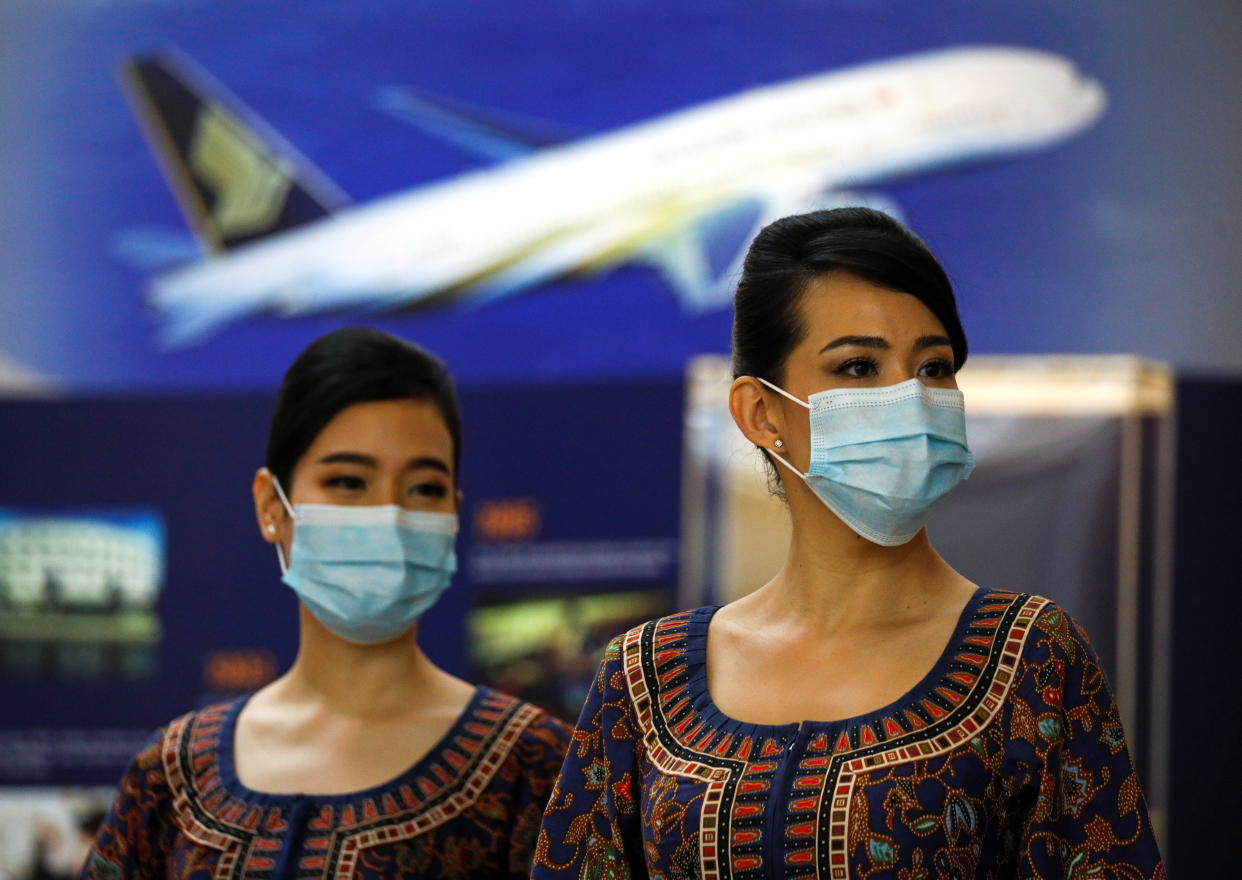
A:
[253,467,291,545]
[728,376,785,452]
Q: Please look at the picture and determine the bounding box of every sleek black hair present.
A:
[732,207,967,383]
[264,327,462,491]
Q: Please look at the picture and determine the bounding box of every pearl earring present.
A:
[266,523,276,534]
[774,439,784,448]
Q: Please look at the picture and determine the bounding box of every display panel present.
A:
[469,588,671,722]
[0,508,164,682]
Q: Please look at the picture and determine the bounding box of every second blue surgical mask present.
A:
[757,377,975,546]
[272,476,458,644]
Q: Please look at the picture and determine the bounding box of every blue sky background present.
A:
[1,0,1238,391]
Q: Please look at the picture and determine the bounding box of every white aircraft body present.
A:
[122,46,1106,344]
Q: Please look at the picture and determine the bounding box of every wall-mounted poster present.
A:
[470,589,671,722]
[0,508,164,682]
[3,1,1238,392]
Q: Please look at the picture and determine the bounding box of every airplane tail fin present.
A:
[119,49,351,253]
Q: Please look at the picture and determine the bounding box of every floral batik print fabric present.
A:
[80,686,570,880]
[532,589,1165,879]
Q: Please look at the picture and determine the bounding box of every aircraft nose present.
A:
[1072,70,1108,123]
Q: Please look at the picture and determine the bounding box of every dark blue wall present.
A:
[1169,378,1242,876]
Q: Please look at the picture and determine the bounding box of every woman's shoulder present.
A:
[964,588,1095,650]
[1006,592,1103,667]
[128,726,171,780]
[599,605,711,664]
[153,698,248,788]
[979,592,1117,722]
[110,697,244,801]
[161,696,246,746]
[582,606,716,713]
[953,588,1101,675]
[473,686,571,752]
[468,688,572,790]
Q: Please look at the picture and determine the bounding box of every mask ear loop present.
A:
[270,474,297,575]
[754,377,813,483]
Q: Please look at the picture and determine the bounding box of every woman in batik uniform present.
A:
[81,328,570,880]
[532,210,1164,879]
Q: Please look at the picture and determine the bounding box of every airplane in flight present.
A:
[120,46,1106,345]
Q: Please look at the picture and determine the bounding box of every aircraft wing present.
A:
[636,187,905,311]
[636,197,763,311]
[373,85,585,162]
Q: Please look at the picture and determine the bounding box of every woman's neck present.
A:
[274,606,459,718]
[740,485,972,634]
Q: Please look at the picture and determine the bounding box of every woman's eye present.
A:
[409,482,448,499]
[326,475,366,491]
[917,359,954,379]
[835,358,877,379]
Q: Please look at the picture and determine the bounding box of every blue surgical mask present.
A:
[757,377,975,546]
[271,477,458,644]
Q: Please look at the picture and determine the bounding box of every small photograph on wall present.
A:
[469,589,671,722]
[0,508,165,681]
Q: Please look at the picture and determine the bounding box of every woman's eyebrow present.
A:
[913,334,953,350]
[317,452,449,475]
[317,451,377,467]
[406,456,449,474]
[818,335,888,353]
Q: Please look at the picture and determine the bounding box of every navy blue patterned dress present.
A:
[80,685,570,880]
[532,589,1164,879]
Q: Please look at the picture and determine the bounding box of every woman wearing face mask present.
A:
[81,327,570,880]
[532,210,1164,879]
